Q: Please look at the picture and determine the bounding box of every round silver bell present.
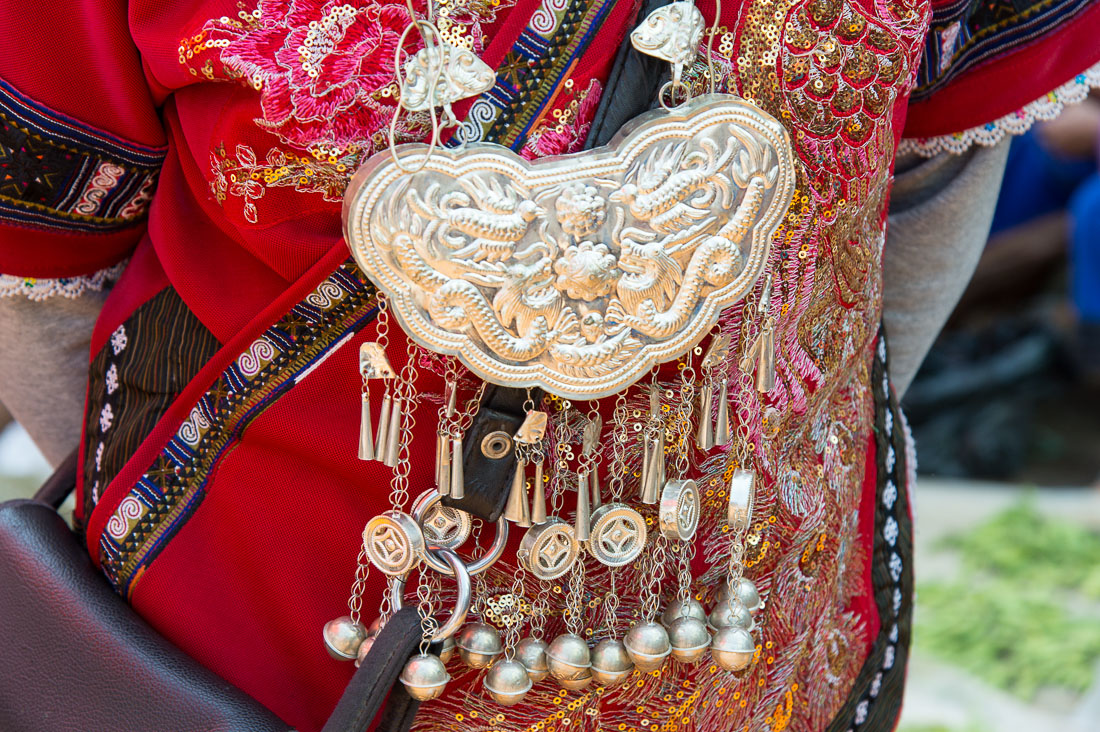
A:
[707,599,755,632]
[667,616,710,664]
[456,622,503,669]
[484,659,533,706]
[515,636,550,683]
[399,653,451,701]
[623,622,671,673]
[354,632,376,668]
[710,626,755,672]
[661,598,707,627]
[438,635,456,664]
[322,616,367,660]
[717,578,762,615]
[590,638,634,687]
[545,633,592,687]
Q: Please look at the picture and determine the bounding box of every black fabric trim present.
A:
[826,329,914,731]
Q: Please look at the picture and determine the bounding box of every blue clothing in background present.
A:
[1070,174,1100,323]
[991,131,1096,235]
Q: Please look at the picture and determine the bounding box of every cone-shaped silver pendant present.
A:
[696,385,713,450]
[641,438,662,505]
[590,466,601,511]
[504,460,530,525]
[358,393,375,461]
[575,470,591,541]
[383,397,402,467]
[714,379,730,446]
[375,393,392,461]
[530,462,547,524]
[756,325,776,393]
[640,437,652,501]
[437,432,451,496]
[450,436,465,499]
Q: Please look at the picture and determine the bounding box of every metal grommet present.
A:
[480,431,513,459]
[417,506,509,577]
[390,547,471,641]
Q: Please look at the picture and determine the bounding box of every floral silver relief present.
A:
[344,94,796,398]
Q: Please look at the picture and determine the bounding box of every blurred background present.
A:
[896,92,1100,732]
[1,101,1097,731]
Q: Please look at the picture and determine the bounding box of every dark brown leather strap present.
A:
[33,447,78,509]
[442,385,535,522]
[583,0,671,150]
[320,606,424,732]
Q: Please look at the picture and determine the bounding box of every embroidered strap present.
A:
[900,59,1100,157]
[0,79,166,233]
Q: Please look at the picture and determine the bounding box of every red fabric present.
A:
[903,2,1100,138]
[0,0,165,277]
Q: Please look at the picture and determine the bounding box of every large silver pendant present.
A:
[344,93,796,399]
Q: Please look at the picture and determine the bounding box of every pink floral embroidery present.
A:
[202,0,426,152]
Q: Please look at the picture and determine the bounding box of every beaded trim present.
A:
[900,60,1100,157]
[0,261,126,301]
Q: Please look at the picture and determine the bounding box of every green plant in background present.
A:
[915,496,1100,701]
[942,497,1100,599]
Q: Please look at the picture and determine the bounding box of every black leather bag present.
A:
[0,453,424,732]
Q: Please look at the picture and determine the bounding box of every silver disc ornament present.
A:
[412,490,471,549]
[587,503,648,567]
[363,510,425,576]
[517,517,580,581]
[658,479,700,540]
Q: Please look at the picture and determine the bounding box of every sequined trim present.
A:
[900,60,1100,157]
[0,79,164,233]
[0,261,126,301]
[97,260,377,596]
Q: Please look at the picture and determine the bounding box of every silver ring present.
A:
[416,501,509,576]
[389,547,471,641]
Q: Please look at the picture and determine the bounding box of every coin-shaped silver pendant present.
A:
[363,510,425,576]
[588,503,647,567]
[517,517,579,580]
[659,479,700,540]
[411,490,472,550]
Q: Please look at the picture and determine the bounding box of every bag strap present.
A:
[33,447,78,509]
[321,606,424,732]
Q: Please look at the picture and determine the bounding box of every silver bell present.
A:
[707,599,755,632]
[354,632,376,668]
[322,616,367,660]
[545,633,592,689]
[438,636,456,664]
[623,622,671,672]
[456,622,503,669]
[661,598,707,627]
[667,616,710,664]
[590,638,634,687]
[484,659,533,706]
[515,636,550,683]
[399,653,451,701]
[710,626,755,672]
[717,578,762,615]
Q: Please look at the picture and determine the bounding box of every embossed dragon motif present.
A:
[345,94,796,398]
